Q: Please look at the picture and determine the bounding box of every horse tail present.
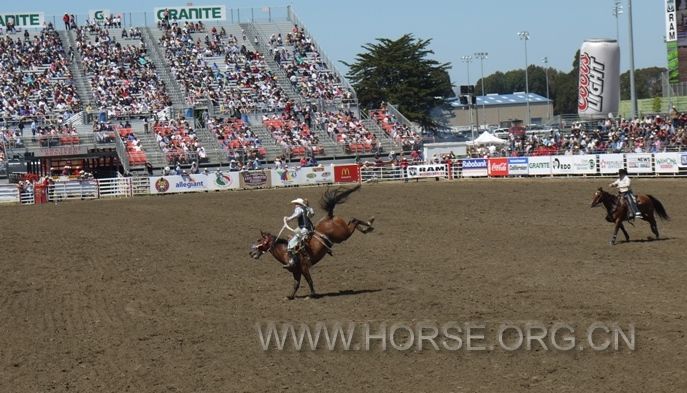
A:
[320,185,361,218]
[647,195,670,221]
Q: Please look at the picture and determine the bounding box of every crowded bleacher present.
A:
[370,106,421,151]
[314,110,379,154]
[158,19,287,112]
[263,111,325,156]
[0,25,81,121]
[268,25,354,103]
[152,117,207,164]
[468,115,687,158]
[74,24,171,116]
[208,117,267,160]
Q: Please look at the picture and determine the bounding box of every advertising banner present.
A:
[527,156,551,176]
[297,166,334,185]
[578,39,620,118]
[88,9,111,23]
[239,170,271,189]
[333,164,360,183]
[507,157,528,176]
[598,153,625,174]
[488,158,508,176]
[271,167,301,187]
[679,152,687,168]
[207,171,240,191]
[149,173,239,194]
[0,12,44,29]
[154,5,226,21]
[550,155,596,175]
[461,159,488,177]
[654,152,680,173]
[407,164,447,178]
[626,153,652,174]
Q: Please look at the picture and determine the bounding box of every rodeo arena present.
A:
[1,4,686,393]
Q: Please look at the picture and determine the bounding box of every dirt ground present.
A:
[1,178,686,392]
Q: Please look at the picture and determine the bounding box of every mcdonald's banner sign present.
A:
[334,164,360,183]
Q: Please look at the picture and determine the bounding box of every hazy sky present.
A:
[12,0,665,87]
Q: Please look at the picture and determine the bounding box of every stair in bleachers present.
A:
[125,121,167,168]
[361,118,399,153]
[58,30,94,109]
[141,27,187,108]
[194,127,230,165]
[241,22,303,105]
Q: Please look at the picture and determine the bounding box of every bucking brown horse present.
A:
[591,187,670,245]
[249,185,375,299]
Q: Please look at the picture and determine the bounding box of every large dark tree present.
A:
[343,34,453,128]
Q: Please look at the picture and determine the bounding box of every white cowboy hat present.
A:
[290,198,307,206]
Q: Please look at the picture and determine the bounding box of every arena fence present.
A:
[1,153,685,205]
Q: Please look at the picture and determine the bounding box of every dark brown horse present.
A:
[249,185,374,299]
[250,231,328,299]
[591,188,670,245]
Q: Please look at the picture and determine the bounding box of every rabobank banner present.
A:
[507,157,528,176]
[461,158,487,177]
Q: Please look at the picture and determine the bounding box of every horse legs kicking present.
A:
[350,217,375,234]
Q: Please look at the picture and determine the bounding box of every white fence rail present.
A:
[3,153,686,206]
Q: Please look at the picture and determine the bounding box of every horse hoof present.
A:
[307,294,319,299]
[285,296,294,301]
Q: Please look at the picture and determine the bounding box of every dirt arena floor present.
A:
[1,178,686,392]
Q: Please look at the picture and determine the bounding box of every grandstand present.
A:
[0,6,404,181]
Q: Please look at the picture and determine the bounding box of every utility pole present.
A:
[543,56,550,120]
[517,31,531,125]
[627,0,638,118]
[475,52,488,129]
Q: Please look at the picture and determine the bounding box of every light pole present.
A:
[542,56,550,120]
[517,31,531,126]
[627,0,638,118]
[475,52,488,129]
[612,0,623,42]
[462,55,474,137]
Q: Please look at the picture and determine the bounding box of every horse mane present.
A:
[320,185,361,218]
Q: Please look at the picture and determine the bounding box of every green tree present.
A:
[343,34,453,129]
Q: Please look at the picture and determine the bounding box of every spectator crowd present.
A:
[0,25,81,121]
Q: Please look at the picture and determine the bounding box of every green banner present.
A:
[667,41,678,83]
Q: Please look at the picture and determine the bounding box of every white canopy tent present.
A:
[467,131,507,145]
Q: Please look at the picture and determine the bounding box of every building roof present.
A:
[449,92,551,108]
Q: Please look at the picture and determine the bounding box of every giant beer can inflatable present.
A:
[578,39,620,118]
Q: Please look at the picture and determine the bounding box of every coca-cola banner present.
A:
[488,158,508,176]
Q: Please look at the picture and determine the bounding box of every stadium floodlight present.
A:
[474,52,488,128]
[517,31,531,126]
[543,56,550,120]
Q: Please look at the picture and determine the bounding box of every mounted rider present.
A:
[283,197,315,269]
[609,168,642,219]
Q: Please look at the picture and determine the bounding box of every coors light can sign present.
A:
[578,39,620,118]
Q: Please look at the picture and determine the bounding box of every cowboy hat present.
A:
[290,198,308,206]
